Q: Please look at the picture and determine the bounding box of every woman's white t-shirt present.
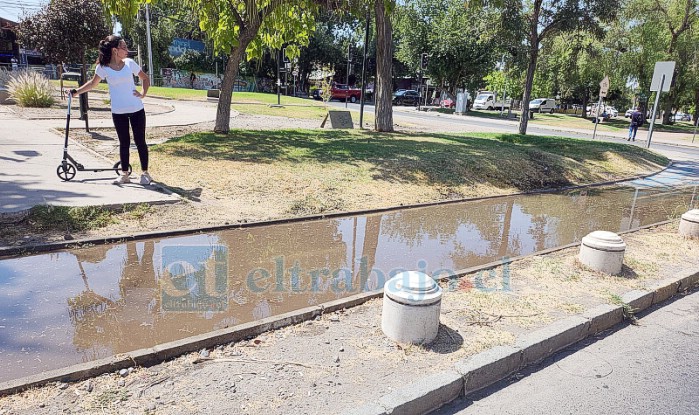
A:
[95,59,144,114]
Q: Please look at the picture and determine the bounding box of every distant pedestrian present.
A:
[10,57,18,71]
[190,71,196,89]
[628,107,644,141]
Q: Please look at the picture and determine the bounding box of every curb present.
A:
[342,269,699,415]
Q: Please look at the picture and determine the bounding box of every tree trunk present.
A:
[214,31,257,134]
[374,0,394,132]
[518,36,538,135]
[661,69,679,125]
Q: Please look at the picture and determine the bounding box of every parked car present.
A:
[311,89,322,100]
[330,84,361,102]
[529,98,556,113]
[673,112,692,122]
[607,106,618,117]
[625,108,634,118]
[392,89,420,106]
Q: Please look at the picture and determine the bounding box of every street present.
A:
[434,290,699,415]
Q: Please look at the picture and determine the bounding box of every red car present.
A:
[330,84,362,103]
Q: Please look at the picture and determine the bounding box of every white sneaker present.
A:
[113,174,131,185]
[139,172,153,185]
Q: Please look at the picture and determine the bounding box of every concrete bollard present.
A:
[679,209,699,239]
[381,271,443,345]
[579,231,626,275]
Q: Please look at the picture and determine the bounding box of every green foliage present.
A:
[394,0,497,92]
[17,0,109,65]
[28,205,117,231]
[8,71,55,108]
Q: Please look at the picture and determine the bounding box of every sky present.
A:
[0,0,122,34]
[0,0,43,22]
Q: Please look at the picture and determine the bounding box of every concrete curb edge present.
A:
[343,269,699,415]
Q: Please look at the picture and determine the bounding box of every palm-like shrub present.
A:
[7,70,55,107]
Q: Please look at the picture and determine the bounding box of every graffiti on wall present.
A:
[160,68,255,92]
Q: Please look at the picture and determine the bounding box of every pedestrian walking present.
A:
[10,56,18,71]
[628,107,644,142]
[190,71,196,89]
[70,35,153,185]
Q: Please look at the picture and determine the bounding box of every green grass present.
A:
[153,129,668,192]
[27,204,153,232]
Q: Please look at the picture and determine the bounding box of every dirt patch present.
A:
[1,223,696,414]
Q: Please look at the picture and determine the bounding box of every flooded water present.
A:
[0,179,697,383]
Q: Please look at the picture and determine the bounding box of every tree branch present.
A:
[230,4,245,30]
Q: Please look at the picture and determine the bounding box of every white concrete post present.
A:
[679,209,699,238]
[579,231,626,275]
[381,271,442,345]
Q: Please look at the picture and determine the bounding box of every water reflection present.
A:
[0,183,696,383]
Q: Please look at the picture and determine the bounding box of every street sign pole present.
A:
[646,74,664,149]
[592,75,609,140]
[277,49,281,105]
[592,96,602,140]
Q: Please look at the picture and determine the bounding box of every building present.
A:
[0,17,19,68]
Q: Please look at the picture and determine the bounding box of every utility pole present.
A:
[359,10,371,129]
[145,4,154,81]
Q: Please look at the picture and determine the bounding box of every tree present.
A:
[374,0,394,131]
[639,0,698,123]
[479,0,619,134]
[104,0,322,134]
[394,0,499,95]
[17,0,110,81]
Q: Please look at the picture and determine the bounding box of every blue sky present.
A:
[0,0,43,22]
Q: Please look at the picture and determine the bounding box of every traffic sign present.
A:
[650,61,675,92]
[599,76,609,98]
[292,69,298,76]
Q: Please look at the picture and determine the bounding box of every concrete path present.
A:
[0,103,181,214]
[434,290,699,415]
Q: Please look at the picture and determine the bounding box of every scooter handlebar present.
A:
[65,89,76,115]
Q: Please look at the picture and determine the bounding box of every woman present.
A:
[71,35,152,185]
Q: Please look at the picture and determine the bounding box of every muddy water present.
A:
[0,183,696,383]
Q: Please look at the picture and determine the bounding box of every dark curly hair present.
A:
[97,35,122,66]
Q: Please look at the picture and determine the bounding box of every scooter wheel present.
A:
[57,163,77,181]
[113,162,133,175]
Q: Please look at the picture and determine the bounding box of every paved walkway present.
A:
[0,100,188,214]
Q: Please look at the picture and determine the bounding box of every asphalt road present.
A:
[433,290,699,415]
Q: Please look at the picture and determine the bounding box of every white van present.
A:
[529,98,556,113]
[473,91,511,111]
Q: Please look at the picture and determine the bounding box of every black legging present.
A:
[112,109,147,172]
